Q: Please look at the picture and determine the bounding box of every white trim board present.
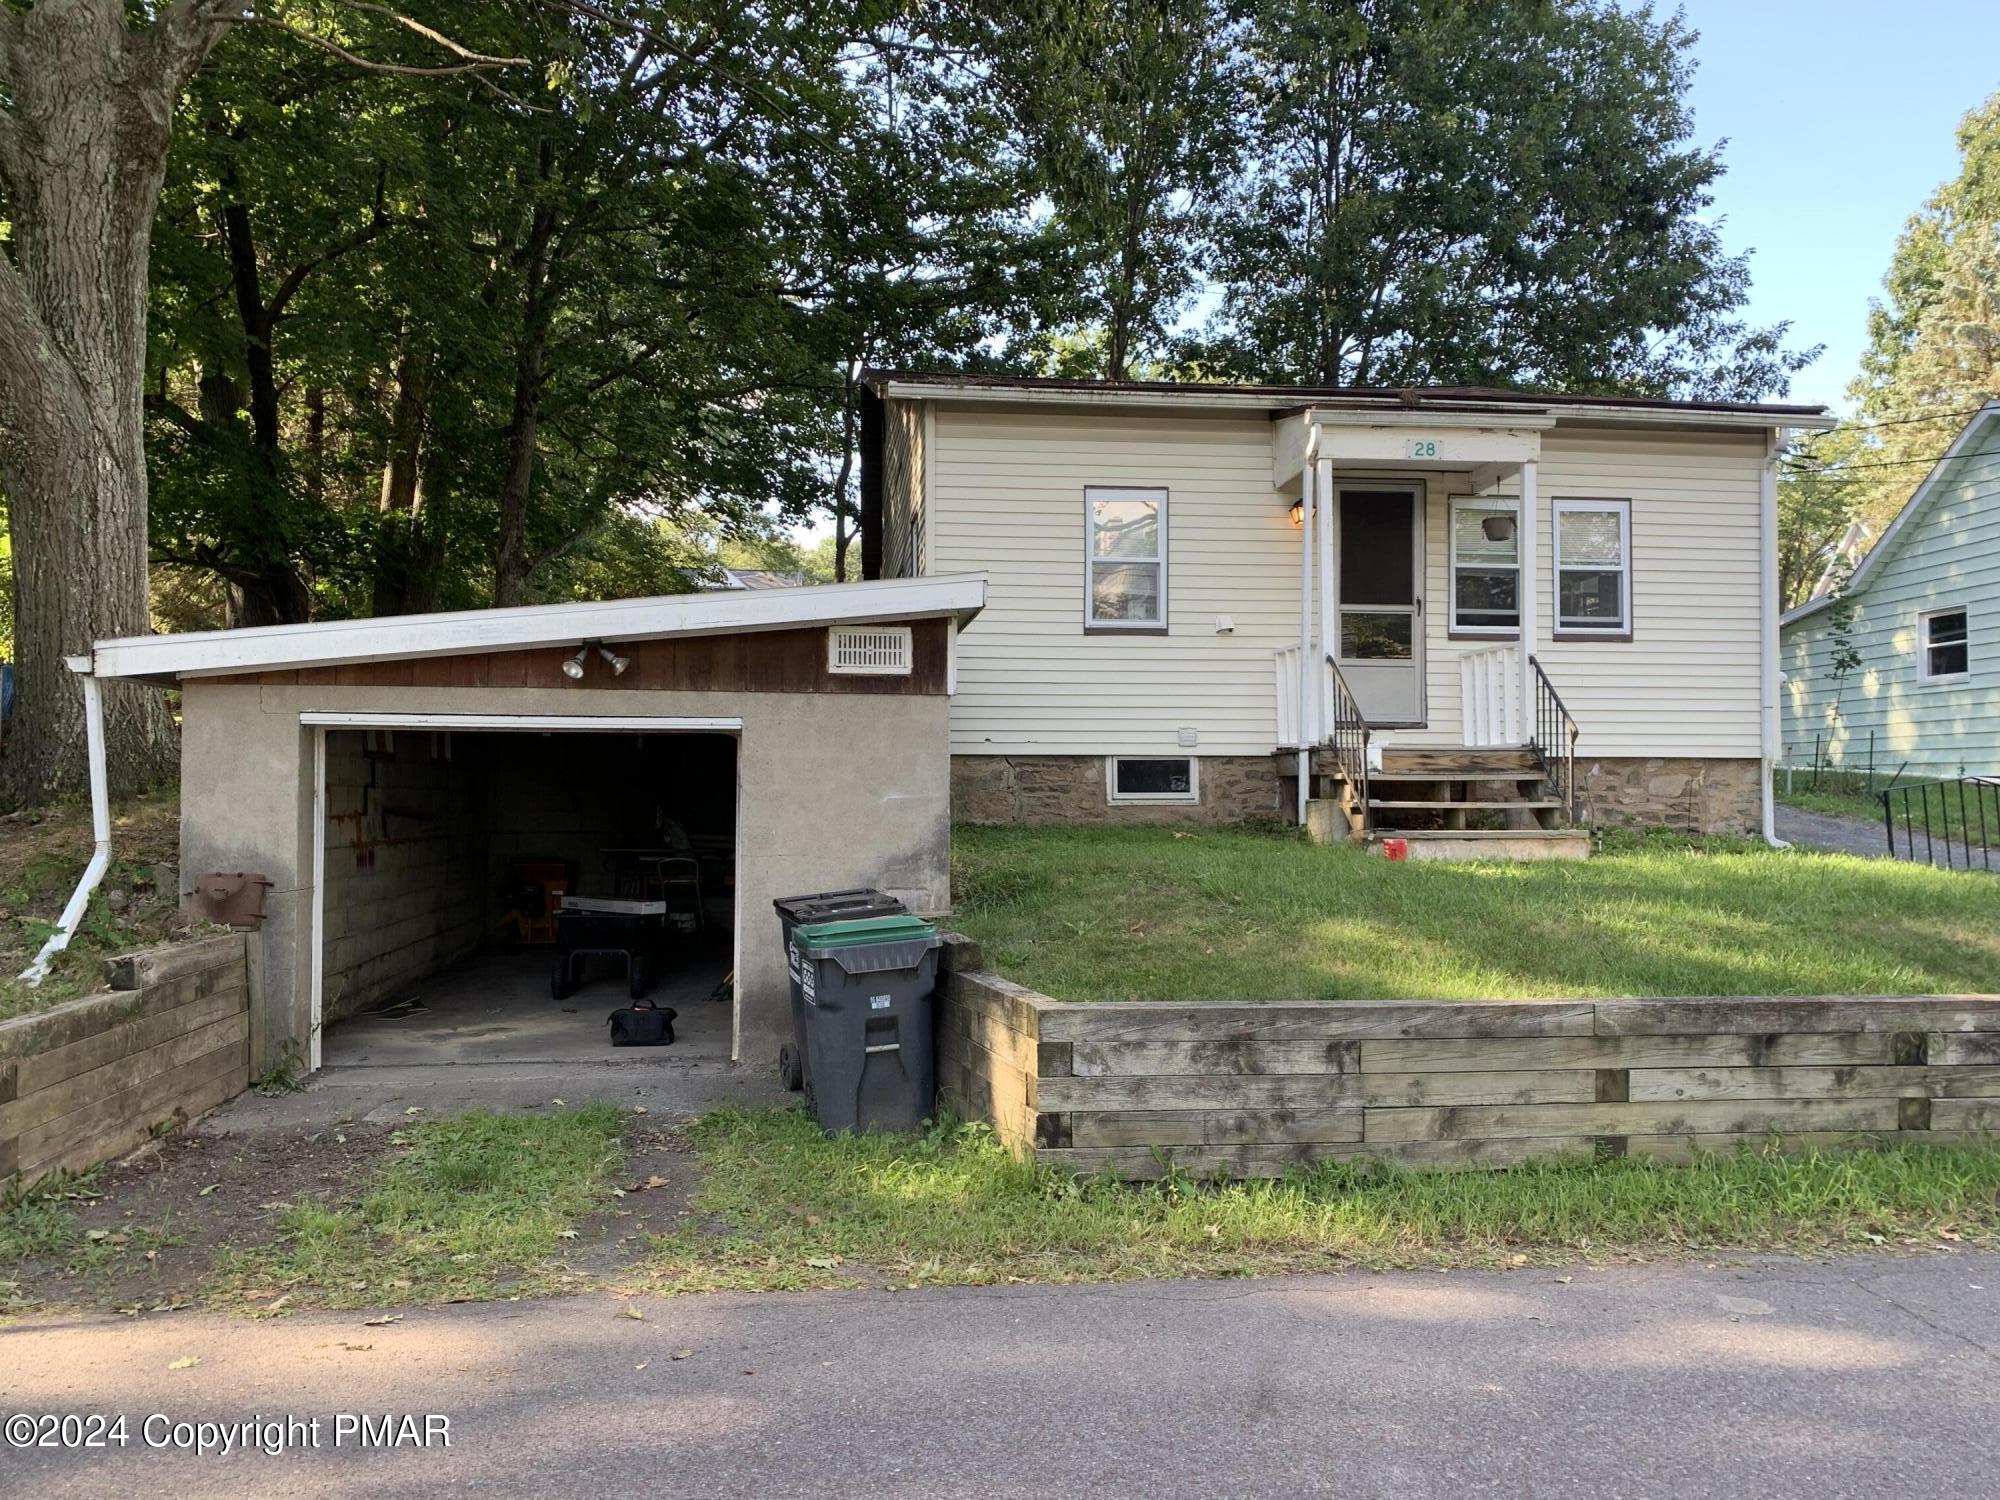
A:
[90,573,987,684]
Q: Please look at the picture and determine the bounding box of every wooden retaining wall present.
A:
[935,937,2000,1177]
[1,936,252,1188]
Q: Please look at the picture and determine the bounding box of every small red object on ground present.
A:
[1381,838,1409,862]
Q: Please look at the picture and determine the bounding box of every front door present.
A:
[1335,487,1424,724]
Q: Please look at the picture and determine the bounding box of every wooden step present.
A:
[1377,748,1541,777]
[1367,798,1564,811]
[1376,828,1577,840]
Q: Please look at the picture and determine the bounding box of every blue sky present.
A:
[1677,1,2000,412]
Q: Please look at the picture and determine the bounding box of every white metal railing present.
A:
[1459,646,1521,746]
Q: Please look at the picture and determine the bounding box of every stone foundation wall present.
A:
[952,755,1282,825]
[1577,757,1763,836]
[934,936,2000,1179]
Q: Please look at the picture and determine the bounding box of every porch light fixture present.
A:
[1289,498,1304,528]
[596,644,631,676]
[561,646,589,680]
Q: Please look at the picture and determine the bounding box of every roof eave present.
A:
[91,574,988,686]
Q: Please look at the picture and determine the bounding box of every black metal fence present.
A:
[1882,778,1999,872]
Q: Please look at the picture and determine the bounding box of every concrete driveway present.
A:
[4,1251,1996,1498]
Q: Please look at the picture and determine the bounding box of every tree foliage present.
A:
[1195,0,1812,394]
[1847,90,2000,528]
[3,0,1812,801]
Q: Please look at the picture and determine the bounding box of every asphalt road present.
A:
[4,1252,1997,1499]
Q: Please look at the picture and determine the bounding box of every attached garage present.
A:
[82,576,984,1075]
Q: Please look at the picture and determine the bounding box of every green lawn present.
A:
[217,1107,626,1308]
[645,1109,2000,1290]
[950,824,2000,1001]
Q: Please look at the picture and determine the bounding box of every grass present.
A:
[0,788,189,1020]
[219,1106,626,1308]
[647,1109,2000,1290]
[948,823,2000,1002]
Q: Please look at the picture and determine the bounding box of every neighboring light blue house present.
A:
[1781,402,2000,779]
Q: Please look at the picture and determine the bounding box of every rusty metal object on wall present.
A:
[190,872,274,928]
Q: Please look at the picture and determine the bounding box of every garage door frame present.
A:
[302,710,746,1071]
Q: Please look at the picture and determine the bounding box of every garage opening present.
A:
[312,724,739,1067]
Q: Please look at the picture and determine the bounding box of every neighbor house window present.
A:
[1920,606,1969,682]
[1086,487,1167,629]
[1106,755,1198,803]
[1450,498,1520,634]
[1554,499,1632,636]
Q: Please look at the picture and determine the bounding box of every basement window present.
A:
[1106,755,1198,804]
[1920,606,1969,683]
[828,625,913,675]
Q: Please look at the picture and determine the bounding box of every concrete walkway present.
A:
[5,1252,1998,1498]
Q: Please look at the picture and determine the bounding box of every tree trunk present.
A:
[371,346,440,616]
[493,204,557,609]
[0,1,217,802]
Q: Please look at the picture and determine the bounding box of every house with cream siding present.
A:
[861,372,1831,854]
[1781,402,2000,780]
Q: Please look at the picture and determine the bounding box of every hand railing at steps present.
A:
[1527,655,1579,823]
[1324,653,1372,830]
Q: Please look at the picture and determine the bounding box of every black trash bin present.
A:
[789,914,941,1134]
[772,889,908,1091]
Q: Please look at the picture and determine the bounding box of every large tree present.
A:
[1197,0,1810,396]
[0,0,516,803]
[982,0,1241,380]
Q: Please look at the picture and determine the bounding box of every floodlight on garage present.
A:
[561,646,589,680]
[596,644,631,676]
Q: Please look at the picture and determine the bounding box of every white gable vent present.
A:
[828,624,913,676]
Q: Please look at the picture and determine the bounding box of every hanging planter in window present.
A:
[1482,515,1516,543]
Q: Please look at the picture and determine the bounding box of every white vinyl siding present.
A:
[920,405,1768,760]
[1782,420,2000,778]
[931,408,1298,756]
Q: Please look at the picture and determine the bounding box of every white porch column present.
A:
[1296,457,1316,821]
[1316,455,1335,701]
[1517,458,1538,744]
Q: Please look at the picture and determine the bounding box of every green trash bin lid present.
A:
[791,913,937,950]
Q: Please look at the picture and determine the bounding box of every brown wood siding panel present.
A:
[216,620,949,695]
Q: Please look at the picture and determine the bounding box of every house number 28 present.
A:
[1406,438,1439,459]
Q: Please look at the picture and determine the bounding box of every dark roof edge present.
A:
[861,368,1829,420]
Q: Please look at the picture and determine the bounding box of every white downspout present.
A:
[1760,427,1790,848]
[19,657,113,984]
[1296,436,1318,823]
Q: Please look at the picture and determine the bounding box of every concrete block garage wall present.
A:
[321,730,487,1023]
[937,939,2000,1176]
[1,936,251,1187]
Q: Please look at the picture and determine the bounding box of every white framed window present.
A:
[1085,487,1167,630]
[1554,499,1632,636]
[1919,606,1969,683]
[1449,498,1520,634]
[1106,755,1198,804]
[828,625,912,675]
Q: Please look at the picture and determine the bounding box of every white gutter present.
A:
[1760,428,1791,848]
[19,659,113,985]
